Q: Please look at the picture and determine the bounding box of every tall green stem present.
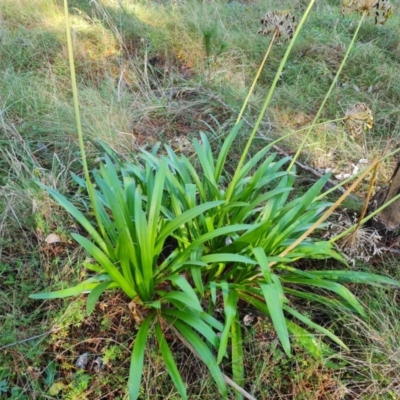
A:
[63,0,104,235]
[225,0,317,202]
[235,31,277,124]
[63,0,89,183]
[288,12,366,170]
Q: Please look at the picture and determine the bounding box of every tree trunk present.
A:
[378,159,400,230]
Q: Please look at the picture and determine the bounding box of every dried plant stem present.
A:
[317,145,400,201]
[0,328,60,352]
[328,162,380,246]
[332,191,400,243]
[355,161,380,230]
[327,152,400,242]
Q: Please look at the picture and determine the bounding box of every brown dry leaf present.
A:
[128,300,144,325]
[44,233,61,244]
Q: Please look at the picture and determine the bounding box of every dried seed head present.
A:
[337,226,383,262]
[344,102,373,139]
[258,10,296,42]
[325,213,384,263]
[341,0,393,24]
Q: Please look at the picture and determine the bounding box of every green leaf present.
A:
[117,228,137,290]
[286,319,335,359]
[82,262,104,273]
[214,122,242,182]
[239,291,334,359]
[252,247,272,283]
[162,224,253,271]
[201,254,257,265]
[220,221,270,254]
[193,133,216,183]
[163,146,190,181]
[165,298,224,332]
[155,322,187,399]
[163,310,219,347]
[173,319,227,398]
[236,145,274,183]
[237,153,283,202]
[91,188,118,247]
[148,161,166,247]
[283,305,348,350]
[286,173,330,213]
[306,271,400,287]
[231,313,244,400]
[210,282,217,305]
[259,283,291,355]
[185,183,197,208]
[104,155,123,189]
[288,242,346,263]
[157,201,225,249]
[72,234,136,298]
[167,275,202,311]
[284,287,358,312]
[217,285,238,364]
[233,187,292,223]
[198,311,224,332]
[37,183,108,253]
[181,156,207,202]
[147,301,161,309]
[271,274,287,303]
[260,174,295,222]
[191,266,204,298]
[86,281,112,315]
[29,276,111,299]
[134,186,153,298]
[161,291,203,312]
[128,315,153,400]
[281,277,366,316]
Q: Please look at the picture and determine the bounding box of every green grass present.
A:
[1,0,400,398]
[328,258,400,399]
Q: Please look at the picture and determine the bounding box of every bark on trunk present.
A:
[378,159,400,230]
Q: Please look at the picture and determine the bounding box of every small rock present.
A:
[92,357,104,373]
[243,314,255,326]
[44,233,61,244]
[75,353,88,369]
[225,237,232,245]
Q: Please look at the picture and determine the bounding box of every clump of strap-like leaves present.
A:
[31,127,399,398]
